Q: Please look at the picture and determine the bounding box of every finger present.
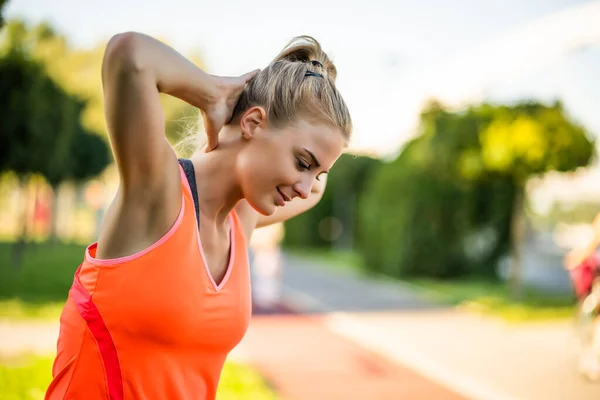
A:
[240,69,260,83]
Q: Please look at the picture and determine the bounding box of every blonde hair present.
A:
[178,35,352,154]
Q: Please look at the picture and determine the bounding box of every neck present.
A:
[189,132,244,226]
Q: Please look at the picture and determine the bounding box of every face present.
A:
[236,118,346,216]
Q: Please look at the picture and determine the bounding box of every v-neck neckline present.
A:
[196,212,235,291]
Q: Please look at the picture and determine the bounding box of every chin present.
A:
[247,199,277,217]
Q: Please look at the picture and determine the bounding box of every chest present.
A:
[199,227,232,288]
[104,254,252,352]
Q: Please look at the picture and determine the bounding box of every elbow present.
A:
[103,32,146,76]
[311,188,324,204]
[310,182,326,200]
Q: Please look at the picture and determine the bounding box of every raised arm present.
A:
[101,32,219,196]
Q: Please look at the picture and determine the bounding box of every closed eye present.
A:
[296,156,325,181]
[296,157,310,171]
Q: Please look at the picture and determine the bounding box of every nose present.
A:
[292,176,312,200]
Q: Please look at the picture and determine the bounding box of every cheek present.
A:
[237,147,295,189]
[235,151,282,216]
[236,153,258,194]
[236,150,277,197]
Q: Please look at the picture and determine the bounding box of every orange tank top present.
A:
[45,165,252,400]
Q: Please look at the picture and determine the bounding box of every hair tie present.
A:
[305,70,323,78]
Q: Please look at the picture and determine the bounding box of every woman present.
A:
[565,214,600,381]
[565,214,600,299]
[45,32,351,399]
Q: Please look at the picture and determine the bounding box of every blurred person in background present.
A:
[45,32,350,400]
[249,222,285,312]
[564,213,600,381]
[565,214,600,299]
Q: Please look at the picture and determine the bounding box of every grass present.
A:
[0,299,65,320]
[0,355,51,400]
[285,246,363,276]
[406,278,576,323]
[0,241,85,320]
[0,354,278,400]
[218,362,279,400]
[287,247,577,323]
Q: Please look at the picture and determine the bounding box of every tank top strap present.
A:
[178,158,200,228]
[178,158,248,250]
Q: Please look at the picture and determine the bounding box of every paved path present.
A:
[234,314,466,400]
[0,320,58,358]
[0,315,468,400]
[278,254,443,313]
[277,253,600,400]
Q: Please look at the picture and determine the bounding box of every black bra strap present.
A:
[178,158,200,227]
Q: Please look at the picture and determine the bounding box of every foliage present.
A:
[0,0,7,28]
[1,19,201,144]
[282,153,382,249]
[1,18,206,178]
[0,51,77,180]
[0,20,112,186]
[359,100,595,279]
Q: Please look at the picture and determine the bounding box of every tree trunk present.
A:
[49,184,61,243]
[509,187,526,299]
[11,175,29,269]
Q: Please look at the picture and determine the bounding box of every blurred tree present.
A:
[477,101,594,296]
[1,19,201,143]
[360,100,595,290]
[0,51,79,185]
[283,153,382,250]
[70,129,111,183]
[0,19,203,261]
[0,50,81,265]
[0,0,8,28]
[44,125,111,241]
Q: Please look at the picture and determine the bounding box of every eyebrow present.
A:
[303,148,324,171]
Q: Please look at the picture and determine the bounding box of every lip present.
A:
[275,188,286,206]
[279,188,292,202]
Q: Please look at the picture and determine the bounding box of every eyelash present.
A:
[296,158,322,181]
[296,158,310,171]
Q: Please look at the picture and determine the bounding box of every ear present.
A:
[239,106,267,140]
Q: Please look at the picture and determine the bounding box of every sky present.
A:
[5,0,600,157]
